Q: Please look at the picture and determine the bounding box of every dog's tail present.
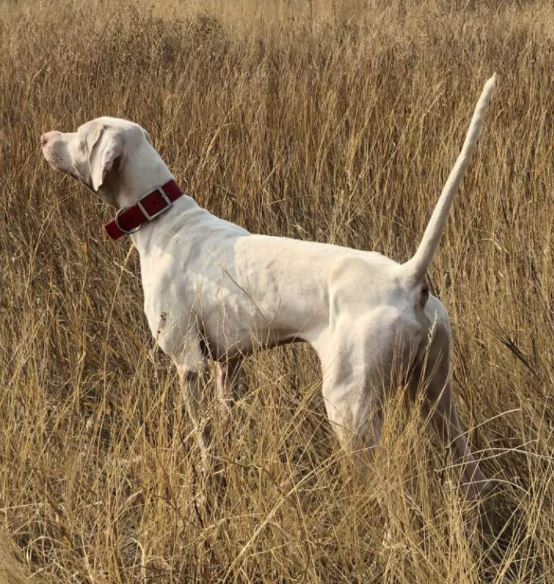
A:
[401,74,496,285]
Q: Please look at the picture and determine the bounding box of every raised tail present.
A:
[401,74,496,284]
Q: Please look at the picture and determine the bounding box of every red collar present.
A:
[104,179,184,240]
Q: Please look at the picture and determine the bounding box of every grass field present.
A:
[0,0,553,581]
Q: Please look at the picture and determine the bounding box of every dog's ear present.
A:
[89,125,124,191]
[143,128,153,145]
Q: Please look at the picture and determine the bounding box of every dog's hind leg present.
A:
[418,300,491,499]
[313,325,388,468]
[321,374,383,469]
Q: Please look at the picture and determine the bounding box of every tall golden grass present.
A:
[0,0,552,581]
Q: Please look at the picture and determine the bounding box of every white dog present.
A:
[42,76,496,498]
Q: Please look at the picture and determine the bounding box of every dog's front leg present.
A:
[215,357,246,415]
[177,365,210,471]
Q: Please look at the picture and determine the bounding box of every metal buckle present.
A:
[137,188,172,220]
[114,207,140,235]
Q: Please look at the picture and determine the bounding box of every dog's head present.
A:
[41,117,164,206]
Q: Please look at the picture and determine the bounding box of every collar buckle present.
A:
[137,187,172,220]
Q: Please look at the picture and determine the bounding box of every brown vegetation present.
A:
[0,0,552,581]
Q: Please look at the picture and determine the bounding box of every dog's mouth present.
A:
[42,148,62,167]
[43,151,80,181]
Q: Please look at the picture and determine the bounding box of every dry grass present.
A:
[0,0,553,581]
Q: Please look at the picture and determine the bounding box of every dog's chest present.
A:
[138,235,265,356]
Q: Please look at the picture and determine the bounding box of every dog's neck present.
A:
[101,146,199,249]
[102,144,175,210]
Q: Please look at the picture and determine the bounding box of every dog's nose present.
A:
[40,131,57,148]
